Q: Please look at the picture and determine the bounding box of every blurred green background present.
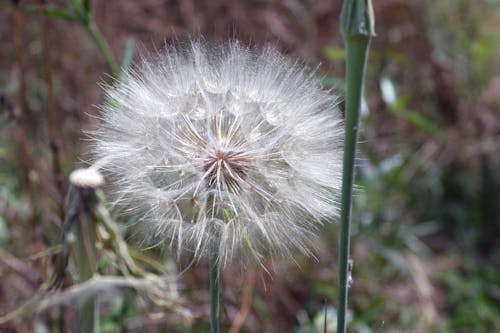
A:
[0,0,499,332]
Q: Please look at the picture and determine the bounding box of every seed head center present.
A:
[204,148,250,191]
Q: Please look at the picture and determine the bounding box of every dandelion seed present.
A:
[92,41,343,266]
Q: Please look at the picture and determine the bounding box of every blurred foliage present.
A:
[444,258,500,333]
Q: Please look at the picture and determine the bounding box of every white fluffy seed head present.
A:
[92,41,343,267]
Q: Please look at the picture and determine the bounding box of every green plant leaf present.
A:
[322,47,346,61]
[20,5,75,21]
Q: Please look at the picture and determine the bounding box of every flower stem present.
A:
[338,1,374,332]
[209,254,220,333]
[71,187,99,333]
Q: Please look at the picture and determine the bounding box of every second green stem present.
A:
[86,20,119,78]
[210,254,220,333]
[73,188,99,333]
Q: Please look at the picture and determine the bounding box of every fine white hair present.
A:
[92,40,343,267]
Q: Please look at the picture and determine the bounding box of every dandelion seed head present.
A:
[92,41,343,266]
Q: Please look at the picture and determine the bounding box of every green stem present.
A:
[337,2,374,331]
[86,20,119,78]
[209,254,220,333]
[337,34,370,333]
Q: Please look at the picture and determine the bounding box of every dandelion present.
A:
[92,41,343,266]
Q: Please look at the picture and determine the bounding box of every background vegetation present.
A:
[0,0,499,332]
